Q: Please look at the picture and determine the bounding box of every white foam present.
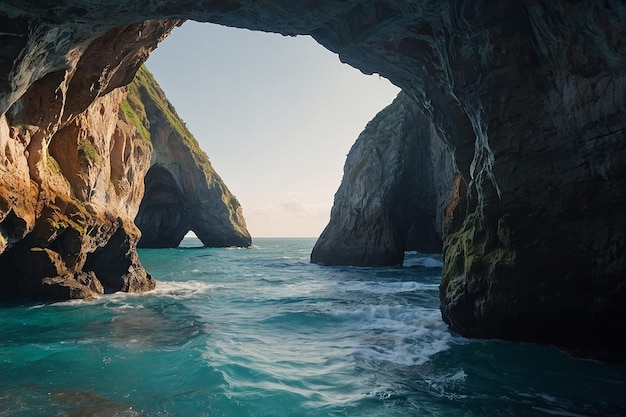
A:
[336,305,453,366]
[425,370,468,399]
[403,252,443,268]
[49,297,103,307]
[42,280,217,310]
[145,280,218,299]
[339,280,438,294]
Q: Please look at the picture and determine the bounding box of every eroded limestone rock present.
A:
[0,17,250,299]
[0,20,181,299]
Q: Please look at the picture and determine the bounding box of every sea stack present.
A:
[311,92,456,266]
[125,66,251,248]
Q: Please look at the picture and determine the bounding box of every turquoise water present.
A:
[1,237,625,416]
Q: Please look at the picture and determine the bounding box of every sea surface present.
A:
[1,237,625,416]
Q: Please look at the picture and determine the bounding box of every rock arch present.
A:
[0,1,625,360]
[126,65,251,249]
[135,164,189,248]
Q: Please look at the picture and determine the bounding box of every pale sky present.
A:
[146,21,399,238]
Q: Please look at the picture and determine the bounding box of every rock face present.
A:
[0,19,179,299]
[0,20,249,300]
[311,92,456,266]
[124,66,251,248]
[1,1,625,360]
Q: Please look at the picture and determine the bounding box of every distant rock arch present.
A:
[135,164,189,248]
[125,66,251,249]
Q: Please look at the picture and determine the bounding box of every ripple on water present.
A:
[1,241,624,417]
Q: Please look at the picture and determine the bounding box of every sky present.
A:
[146,21,400,238]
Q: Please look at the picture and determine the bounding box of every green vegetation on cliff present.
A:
[135,67,201,151]
[46,153,62,174]
[123,65,213,173]
[78,137,101,164]
[120,92,151,142]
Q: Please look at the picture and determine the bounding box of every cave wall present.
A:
[0,1,625,359]
[0,21,250,298]
[0,20,183,298]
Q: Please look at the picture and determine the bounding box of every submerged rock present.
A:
[311,92,456,266]
[0,1,625,360]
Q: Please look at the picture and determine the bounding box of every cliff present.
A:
[0,22,250,299]
[0,1,625,360]
[311,92,456,266]
[124,66,251,248]
[0,20,176,299]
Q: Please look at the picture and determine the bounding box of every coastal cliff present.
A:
[0,1,624,360]
[0,22,249,299]
[311,92,456,266]
[0,19,180,299]
[125,66,251,248]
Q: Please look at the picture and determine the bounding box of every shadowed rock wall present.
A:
[0,1,625,360]
[311,92,456,266]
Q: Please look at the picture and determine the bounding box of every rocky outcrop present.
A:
[1,1,625,360]
[311,92,456,266]
[124,66,251,248]
[0,19,179,299]
[434,4,626,361]
[0,20,249,300]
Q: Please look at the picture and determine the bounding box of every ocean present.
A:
[1,237,625,416]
